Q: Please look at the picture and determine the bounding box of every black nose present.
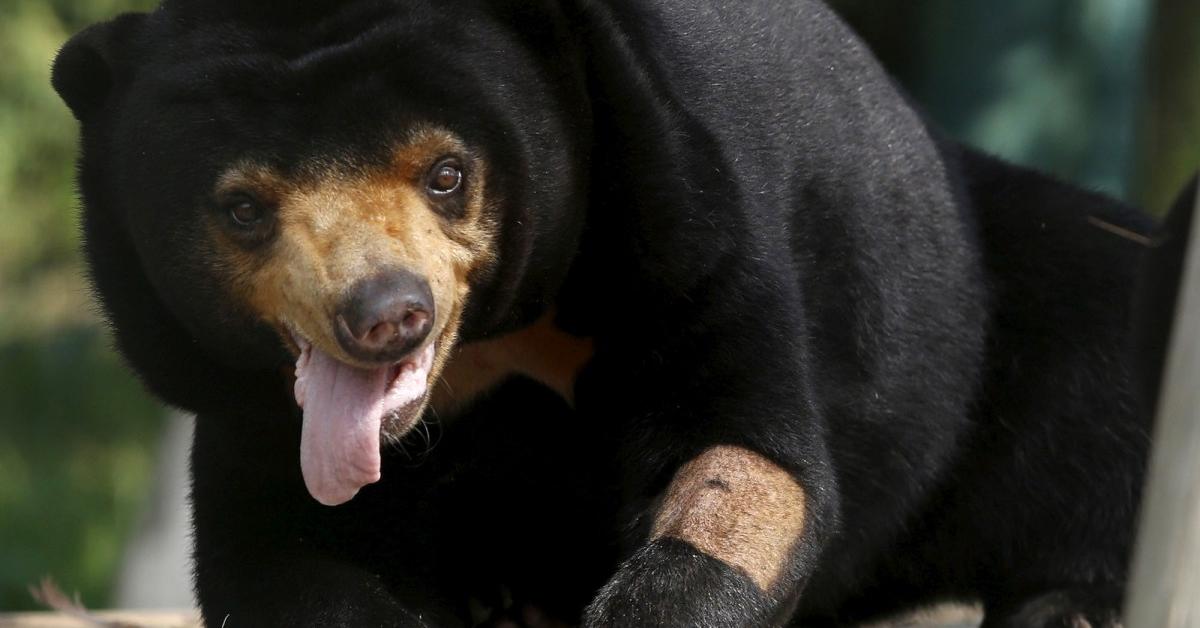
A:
[335,269,434,363]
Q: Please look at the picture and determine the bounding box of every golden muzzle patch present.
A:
[207,127,496,506]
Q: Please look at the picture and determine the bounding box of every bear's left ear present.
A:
[51,12,147,122]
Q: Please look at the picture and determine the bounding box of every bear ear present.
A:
[51,13,147,122]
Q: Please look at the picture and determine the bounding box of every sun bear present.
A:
[52,0,1162,626]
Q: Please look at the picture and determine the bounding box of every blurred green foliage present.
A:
[1138,0,1200,211]
[0,332,162,610]
[836,0,1151,202]
[834,0,1199,213]
[0,0,1194,615]
[0,0,160,611]
[912,0,1150,201]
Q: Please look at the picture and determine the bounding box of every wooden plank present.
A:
[1125,183,1200,626]
[0,607,983,628]
[0,612,199,628]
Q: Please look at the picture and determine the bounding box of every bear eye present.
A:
[224,194,266,227]
[426,159,463,196]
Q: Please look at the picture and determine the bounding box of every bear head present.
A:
[52,0,591,504]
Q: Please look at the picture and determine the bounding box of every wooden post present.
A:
[1125,184,1200,626]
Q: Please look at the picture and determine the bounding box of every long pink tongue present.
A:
[294,346,389,507]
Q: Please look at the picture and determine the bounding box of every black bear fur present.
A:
[52,1,1177,625]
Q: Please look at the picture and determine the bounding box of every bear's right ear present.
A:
[51,13,147,122]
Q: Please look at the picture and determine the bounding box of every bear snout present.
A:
[334,268,435,364]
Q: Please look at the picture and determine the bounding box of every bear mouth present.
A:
[290,330,436,506]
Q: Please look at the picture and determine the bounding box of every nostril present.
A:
[401,308,430,334]
[364,320,400,347]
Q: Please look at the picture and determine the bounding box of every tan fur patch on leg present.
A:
[651,445,806,593]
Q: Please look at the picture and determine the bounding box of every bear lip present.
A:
[289,329,436,506]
